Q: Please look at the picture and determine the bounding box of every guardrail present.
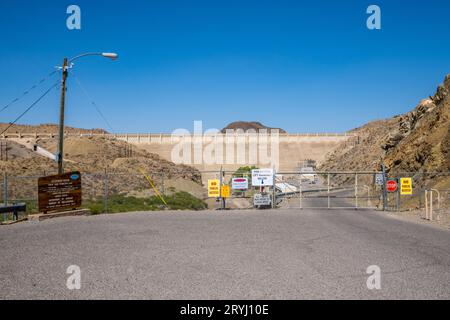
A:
[0,203,26,222]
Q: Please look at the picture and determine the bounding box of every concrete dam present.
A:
[113,133,354,172]
[2,132,355,173]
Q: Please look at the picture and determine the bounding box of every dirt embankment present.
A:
[0,135,205,201]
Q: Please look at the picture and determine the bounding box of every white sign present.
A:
[375,174,384,186]
[251,169,274,187]
[253,194,272,206]
[231,177,249,190]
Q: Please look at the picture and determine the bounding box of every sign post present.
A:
[381,165,388,211]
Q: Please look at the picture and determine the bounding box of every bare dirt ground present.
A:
[386,209,450,231]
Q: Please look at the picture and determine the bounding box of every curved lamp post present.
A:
[58,52,118,174]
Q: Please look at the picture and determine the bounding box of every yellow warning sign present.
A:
[400,178,413,195]
[221,185,231,198]
[208,179,220,198]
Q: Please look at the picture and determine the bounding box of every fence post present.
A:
[272,170,276,209]
[299,174,303,209]
[219,167,224,210]
[161,173,165,196]
[3,172,7,221]
[381,165,388,211]
[355,173,358,209]
[327,173,330,209]
[425,190,429,220]
[430,191,433,221]
[103,169,109,214]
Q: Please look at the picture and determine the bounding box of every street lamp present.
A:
[57,52,118,175]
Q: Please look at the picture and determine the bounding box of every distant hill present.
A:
[222,121,286,133]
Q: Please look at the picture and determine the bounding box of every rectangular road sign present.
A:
[251,169,274,187]
[400,178,413,195]
[253,193,272,206]
[231,177,249,190]
[375,173,384,186]
[221,185,231,198]
[208,179,220,198]
[38,171,82,213]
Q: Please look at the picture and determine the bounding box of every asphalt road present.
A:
[1,208,449,300]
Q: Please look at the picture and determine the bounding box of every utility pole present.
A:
[55,52,117,175]
[58,58,68,175]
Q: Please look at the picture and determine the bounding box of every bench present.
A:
[0,203,27,221]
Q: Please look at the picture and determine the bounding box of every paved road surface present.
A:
[1,209,449,299]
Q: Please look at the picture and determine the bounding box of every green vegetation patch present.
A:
[83,191,207,214]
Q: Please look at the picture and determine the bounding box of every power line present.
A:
[0,70,58,114]
[0,81,60,136]
[71,71,115,133]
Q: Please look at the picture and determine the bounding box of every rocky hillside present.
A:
[320,75,450,193]
[222,121,286,133]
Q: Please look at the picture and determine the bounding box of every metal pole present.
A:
[381,164,388,211]
[3,172,7,221]
[299,174,303,209]
[327,173,330,209]
[430,191,433,221]
[272,170,276,209]
[104,169,109,214]
[219,167,224,210]
[355,173,358,209]
[58,58,68,175]
[425,190,429,220]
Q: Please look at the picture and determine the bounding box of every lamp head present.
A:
[102,53,119,60]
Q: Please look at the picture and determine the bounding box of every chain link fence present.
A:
[1,170,449,222]
[0,170,174,221]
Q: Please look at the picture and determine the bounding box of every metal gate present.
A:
[274,171,384,210]
[203,170,386,210]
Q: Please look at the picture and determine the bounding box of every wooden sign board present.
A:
[38,172,82,213]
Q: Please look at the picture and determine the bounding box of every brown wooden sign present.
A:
[38,172,82,213]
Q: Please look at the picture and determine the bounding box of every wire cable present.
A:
[71,71,115,133]
[0,70,58,114]
[0,81,60,136]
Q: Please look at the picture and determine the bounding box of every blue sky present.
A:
[1,0,449,133]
